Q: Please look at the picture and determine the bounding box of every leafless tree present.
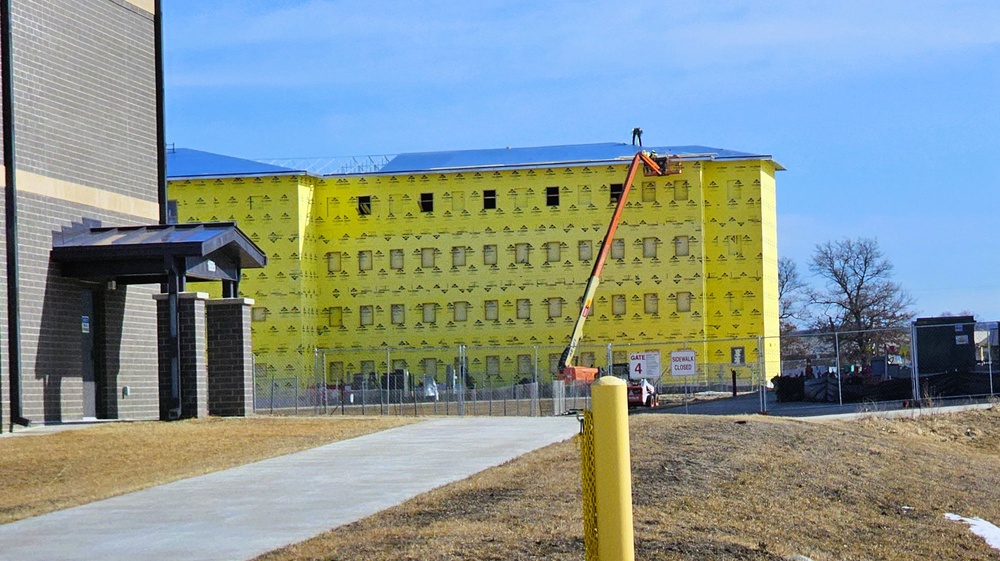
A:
[807,237,915,366]
[778,257,806,327]
[777,257,813,363]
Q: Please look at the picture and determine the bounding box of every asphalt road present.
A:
[651,391,995,419]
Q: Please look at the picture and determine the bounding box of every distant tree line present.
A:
[779,237,916,366]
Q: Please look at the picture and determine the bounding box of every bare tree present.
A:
[778,257,806,328]
[777,257,816,365]
[807,237,915,366]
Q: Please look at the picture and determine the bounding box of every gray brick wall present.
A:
[16,192,159,423]
[156,293,209,420]
[7,0,157,200]
[99,283,159,420]
[0,0,160,427]
[206,299,254,417]
[0,193,7,429]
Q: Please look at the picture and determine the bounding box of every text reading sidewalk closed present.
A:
[670,350,697,376]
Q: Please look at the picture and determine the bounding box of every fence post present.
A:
[529,382,539,417]
[757,336,766,414]
[835,331,843,406]
[384,348,391,416]
[988,326,995,396]
[533,345,538,384]
[590,376,634,561]
[457,345,466,416]
[314,348,324,415]
[910,323,920,403]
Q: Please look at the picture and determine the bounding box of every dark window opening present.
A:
[357,195,372,215]
[483,189,497,210]
[419,192,434,212]
[610,183,624,204]
[166,200,179,224]
[546,186,559,207]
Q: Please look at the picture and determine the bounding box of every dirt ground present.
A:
[258,407,1000,561]
[0,416,414,525]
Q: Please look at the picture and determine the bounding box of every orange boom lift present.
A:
[558,150,680,383]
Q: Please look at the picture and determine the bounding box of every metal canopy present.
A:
[51,222,266,286]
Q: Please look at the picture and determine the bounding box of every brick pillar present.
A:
[154,292,209,420]
[206,298,255,417]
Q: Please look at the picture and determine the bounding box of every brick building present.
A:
[1,1,260,429]
[0,0,161,428]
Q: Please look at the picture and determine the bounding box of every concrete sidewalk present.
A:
[0,416,580,561]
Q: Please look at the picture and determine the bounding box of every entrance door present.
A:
[81,290,96,418]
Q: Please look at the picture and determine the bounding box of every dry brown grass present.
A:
[258,408,1000,561]
[0,416,414,525]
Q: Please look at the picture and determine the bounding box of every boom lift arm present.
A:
[558,151,678,382]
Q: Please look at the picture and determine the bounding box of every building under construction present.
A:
[168,142,784,387]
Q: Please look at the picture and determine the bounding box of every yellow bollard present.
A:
[591,376,634,561]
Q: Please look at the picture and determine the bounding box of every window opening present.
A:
[483,189,497,210]
[612,294,626,316]
[611,238,624,260]
[515,243,529,264]
[677,292,692,313]
[546,186,560,207]
[419,192,434,212]
[610,183,624,203]
[357,195,372,215]
[484,244,498,266]
[517,298,530,319]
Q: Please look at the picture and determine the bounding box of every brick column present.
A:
[154,292,209,420]
[206,298,255,417]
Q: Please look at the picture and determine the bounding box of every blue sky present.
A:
[163,1,1000,321]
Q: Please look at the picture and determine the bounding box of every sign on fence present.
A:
[731,346,745,365]
[670,350,697,376]
[629,351,661,380]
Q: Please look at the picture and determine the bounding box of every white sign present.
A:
[670,349,697,377]
[629,351,661,380]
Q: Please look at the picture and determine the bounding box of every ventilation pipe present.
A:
[1,0,28,430]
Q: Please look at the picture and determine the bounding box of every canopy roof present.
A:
[51,222,266,285]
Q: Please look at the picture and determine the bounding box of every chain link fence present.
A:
[250,321,998,417]
[772,320,999,412]
[252,338,772,416]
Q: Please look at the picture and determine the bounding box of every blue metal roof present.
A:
[167,148,304,179]
[379,143,777,173]
[167,142,780,179]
